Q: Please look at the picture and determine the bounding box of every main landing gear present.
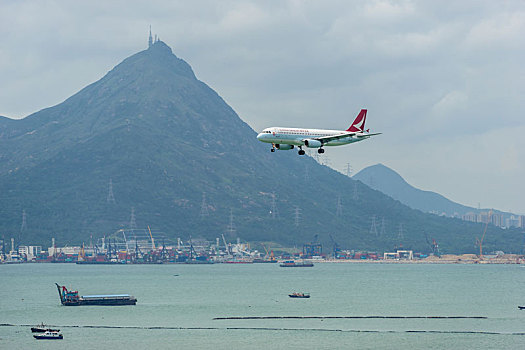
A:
[318,148,325,154]
[298,146,305,155]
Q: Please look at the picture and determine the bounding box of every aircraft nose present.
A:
[257,133,263,140]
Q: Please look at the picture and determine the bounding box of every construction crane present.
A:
[188,237,197,260]
[425,233,440,257]
[221,234,230,255]
[261,243,270,259]
[260,243,276,261]
[303,234,322,258]
[79,243,86,261]
[148,226,155,250]
[476,210,493,259]
[328,234,341,258]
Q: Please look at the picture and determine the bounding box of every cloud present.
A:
[0,0,524,213]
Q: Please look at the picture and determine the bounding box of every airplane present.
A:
[256,109,381,155]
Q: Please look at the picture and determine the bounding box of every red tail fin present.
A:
[346,109,367,132]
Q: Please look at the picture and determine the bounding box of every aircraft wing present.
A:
[314,132,382,144]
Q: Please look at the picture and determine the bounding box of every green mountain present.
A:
[0,41,521,254]
[353,164,513,218]
[354,164,474,215]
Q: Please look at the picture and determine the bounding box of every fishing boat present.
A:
[518,306,525,310]
[31,323,59,333]
[56,283,137,306]
[33,330,63,340]
[289,292,310,298]
[279,260,314,267]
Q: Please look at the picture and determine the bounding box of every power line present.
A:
[369,216,378,236]
[380,217,386,237]
[294,206,301,227]
[397,223,404,241]
[336,195,343,218]
[345,163,353,177]
[353,182,359,200]
[107,178,116,204]
[226,209,236,237]
[304,164,310,182]
[129,207,137,230]
[270,192,279,219]
[20,209,27,232]
[200,192,209,217]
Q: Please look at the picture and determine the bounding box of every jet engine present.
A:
[304,139,322,148]
[276,144,294,150]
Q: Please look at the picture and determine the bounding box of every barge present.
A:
[55,283,137,306]
[279,260,314,267]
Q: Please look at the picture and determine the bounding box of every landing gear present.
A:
[271,148,275,152]
[298,146,305,156]
[318,148,325,154]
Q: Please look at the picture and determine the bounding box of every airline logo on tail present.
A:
[346,109,367,132]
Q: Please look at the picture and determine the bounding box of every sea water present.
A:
[1,263,524,349]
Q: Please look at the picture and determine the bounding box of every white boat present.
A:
[33,330,63,340]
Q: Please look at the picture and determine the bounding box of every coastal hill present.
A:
[353,164,512,218]
[0,40,520,253]
[353,164,474,216]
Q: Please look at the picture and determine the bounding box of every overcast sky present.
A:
[1,0,524,214]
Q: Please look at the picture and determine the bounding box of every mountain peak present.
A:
[112,40,195,81]
[354,163,473,215]
[147,40,173,55]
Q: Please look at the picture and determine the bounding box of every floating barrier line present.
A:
[2,323,524,336]
[213,315,488,320]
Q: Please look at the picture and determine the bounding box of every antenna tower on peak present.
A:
[148,26,153,48]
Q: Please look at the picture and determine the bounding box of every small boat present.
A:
[33,330,63,340]
[31,323,60,333]
[518,306,525,310]
[289,292,310,298]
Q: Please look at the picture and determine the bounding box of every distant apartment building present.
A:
[491,213,503,227]
[506,215,521,228]
[520,215,525,228]
[461,211,507,228]
[462,212,478,223]
[478,211,491,224]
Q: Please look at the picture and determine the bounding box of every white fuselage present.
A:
[257,127,366,147]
